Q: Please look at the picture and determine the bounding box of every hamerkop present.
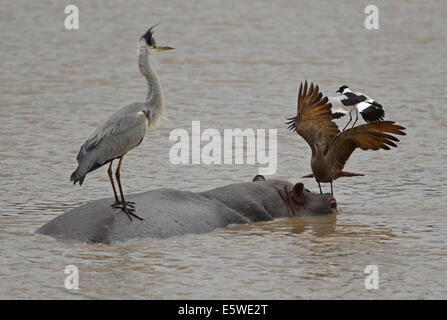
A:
[286,81,406,195]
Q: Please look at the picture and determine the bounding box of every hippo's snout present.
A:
[327,196,337,214]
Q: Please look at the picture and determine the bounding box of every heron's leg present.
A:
[109,161,134,208]
[351,109,359,128]
[342,112,352,131]
[317,180,323,194]
[115,156,143,221]
[330,182,333,195]
[107,161,120,205]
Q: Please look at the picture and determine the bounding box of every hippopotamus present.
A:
[37,176,337,243]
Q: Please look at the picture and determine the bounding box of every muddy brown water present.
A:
[0,0,446,299]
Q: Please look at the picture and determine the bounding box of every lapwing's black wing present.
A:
[359,101,385,123]
[340,92,367,106]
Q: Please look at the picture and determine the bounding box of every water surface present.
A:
[0,0,446,299]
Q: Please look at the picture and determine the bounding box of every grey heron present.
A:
[70,25,173,221]
[329,85,385,131]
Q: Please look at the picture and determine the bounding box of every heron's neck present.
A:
[137,43,164,116]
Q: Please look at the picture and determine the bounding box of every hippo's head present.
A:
[288,182,337,216]
[253,175,337,216]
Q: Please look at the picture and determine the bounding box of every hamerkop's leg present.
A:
[317,181,323,194]
[115,156,143,221]
[330,182,333,195]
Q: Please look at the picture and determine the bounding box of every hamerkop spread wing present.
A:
[326,121,406,174]
[286,80,406,194]
[286,81,340,155]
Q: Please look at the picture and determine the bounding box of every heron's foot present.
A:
[111,200,135,209]
[116,204,144,221]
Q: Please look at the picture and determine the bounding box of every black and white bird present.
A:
[329,85,385,131]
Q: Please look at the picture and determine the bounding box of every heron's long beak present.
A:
[151,45,174,54]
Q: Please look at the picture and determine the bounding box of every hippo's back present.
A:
[37,188,250,243]
[37,181,295,243]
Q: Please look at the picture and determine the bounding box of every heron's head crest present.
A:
[139,24,174,54]
[140,23,160,46]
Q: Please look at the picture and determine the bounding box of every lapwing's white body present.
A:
[329,86,385,130]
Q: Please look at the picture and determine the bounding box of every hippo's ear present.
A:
[253,175,266,182]
[290,183,306,205]
[292,183,304,197]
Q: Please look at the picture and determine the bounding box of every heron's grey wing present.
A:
[72,113,147,183]
[75,127,103,163]
[82,128,103,153]
[82,118,118,153]
[93,114,148,163]
[79,113,148,164]
[82,109,147,151]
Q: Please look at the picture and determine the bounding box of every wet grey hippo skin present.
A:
[37,177,337,243]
